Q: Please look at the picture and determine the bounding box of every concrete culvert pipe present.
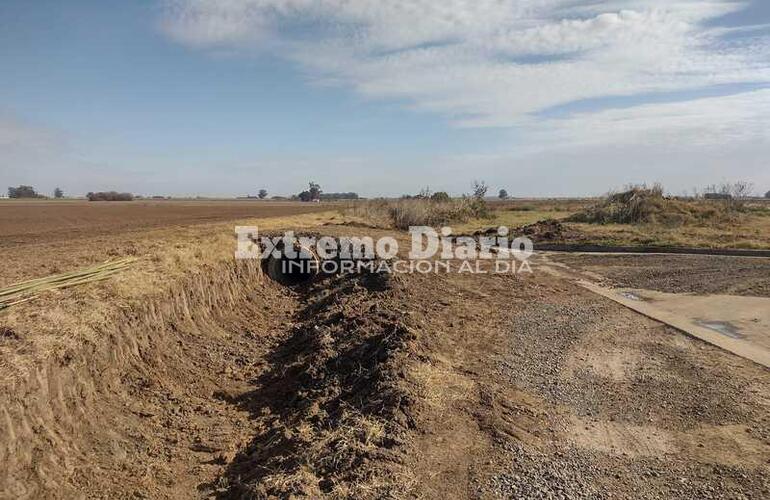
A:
[265,245,319,286]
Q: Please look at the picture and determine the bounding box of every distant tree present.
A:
[498,189,509,200]
[298,182,322,202]
[87,191,134,201]
[730,181,754,199]
[308,182,322,200]
[53,187,64,198]
[320,192,360,200]
[8,185,42,198]
[471,180,488,200]
[430,191,450,203]
[258,189,268,199]
[765,190,770,199]
[705,181,754,199]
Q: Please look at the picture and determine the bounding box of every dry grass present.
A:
[453,208,576,234]
[568,185,745,226]
[346,198,491,230]
[558,186,770,248]
[0,258,137,310]
[0,210,342,379]
[569,213,770,249]
[443,195,770,249]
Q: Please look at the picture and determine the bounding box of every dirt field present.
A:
[0,200,334,247]
[0,207,768,498]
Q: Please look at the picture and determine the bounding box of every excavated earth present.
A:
[0,225,769,499]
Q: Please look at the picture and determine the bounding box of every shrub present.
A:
[568,184,740,226]
[87,191,134,201]
[350,197,491,230]
[430,191,450,203]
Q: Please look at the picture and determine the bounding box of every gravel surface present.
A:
[551,254,770,297]
[479,278,770,499]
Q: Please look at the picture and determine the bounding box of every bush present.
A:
[350,197,491,230]
[87,191,134,201]
[568,184,740,226]
[430,191,450,203]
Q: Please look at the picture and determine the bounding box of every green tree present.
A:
[8,185,40,198]
[53,187,64,198]
[308,182,322,200]
[498,189,509,200]
[430,191,450,203]
[258,189,268,199]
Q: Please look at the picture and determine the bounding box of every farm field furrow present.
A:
[0,200,334,247]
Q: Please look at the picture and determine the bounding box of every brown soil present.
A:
[0,200,334,248]
[0,217,768,498]
[551,253,770,297]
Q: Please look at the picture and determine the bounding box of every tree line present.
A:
[7,185,63,198]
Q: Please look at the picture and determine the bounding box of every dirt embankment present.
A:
[0,250,420,498]
[1,259,283,498]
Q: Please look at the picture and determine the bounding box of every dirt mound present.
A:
[516,219,568,241]
[472,219,571,243]
[220,270,417,497]
[568,186,739,226]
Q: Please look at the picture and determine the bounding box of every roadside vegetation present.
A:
[567,184,748,226]
[563,183,770,249]
[344,181,770,249]
[347,181,492,230]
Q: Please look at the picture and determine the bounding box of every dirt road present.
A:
[551,253,770,297]
[403,264,769,498]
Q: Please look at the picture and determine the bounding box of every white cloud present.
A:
[160,1,769,125]
[528,88,770,150]
[155,1,770,194]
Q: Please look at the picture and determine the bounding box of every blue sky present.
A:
[1,0,769,197]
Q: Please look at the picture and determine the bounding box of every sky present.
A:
[1,0,769,198]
